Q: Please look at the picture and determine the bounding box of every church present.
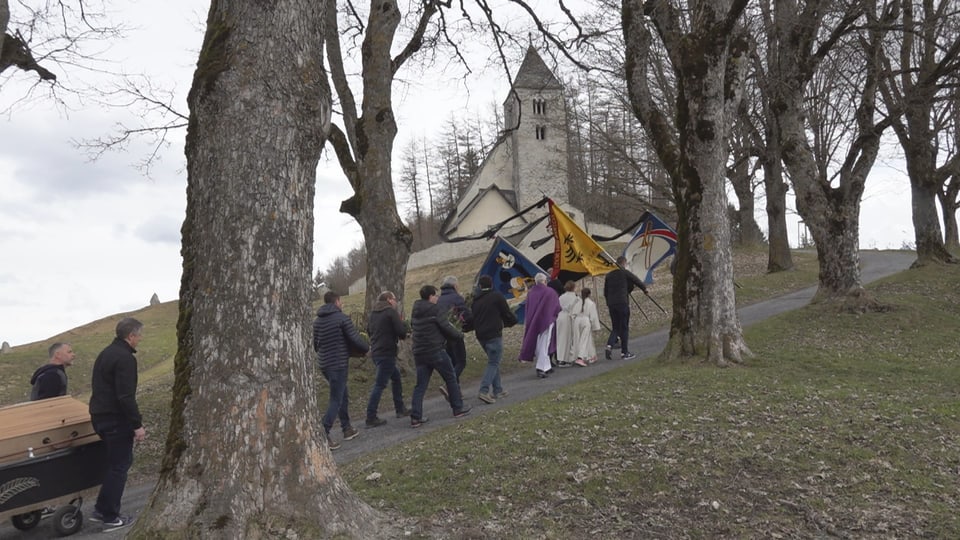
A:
[408,46,617,274]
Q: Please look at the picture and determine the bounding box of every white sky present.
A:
[0,1,918,346]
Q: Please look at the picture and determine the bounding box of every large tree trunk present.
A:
[134,2,383,537]
[623,0,751,366]
[908,163,954,264]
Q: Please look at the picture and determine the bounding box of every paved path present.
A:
[0,251,914,539]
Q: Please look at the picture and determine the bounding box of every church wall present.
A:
[449,192,521,238]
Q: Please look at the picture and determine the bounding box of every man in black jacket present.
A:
[313,291,369,449]
[364,291,410,427]
[471,275,518,404]
[409,285,471,427]
[603,256,647,360]
[88,317,147,532]
[29,342,75,400]
[436,275,472,389]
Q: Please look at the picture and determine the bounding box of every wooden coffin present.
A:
[0,396,98,466]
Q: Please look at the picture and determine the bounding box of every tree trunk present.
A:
[329,0,414,312]
[909,170,954,264]
[941,182,959,249]
[623,0,752,366]
[727,152,764,246]
[763,124,794,272]
[134,2,383,537]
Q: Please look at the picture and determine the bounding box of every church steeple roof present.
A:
[512,46,563,91]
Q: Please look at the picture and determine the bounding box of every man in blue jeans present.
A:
[409,285,471,426]
[313,291,369,449]
[470,275,518,404]
[364,291,410,426]
[88,317,147,532]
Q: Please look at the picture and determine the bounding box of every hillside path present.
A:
[0,250,914,539]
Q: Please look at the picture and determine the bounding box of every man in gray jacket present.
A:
[313,291,369,450]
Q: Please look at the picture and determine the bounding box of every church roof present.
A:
[512,46,563,91]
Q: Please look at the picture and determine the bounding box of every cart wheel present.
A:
[11,509,43,530]
[53,505,83,536]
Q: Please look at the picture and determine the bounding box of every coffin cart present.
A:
[0,396,106,536]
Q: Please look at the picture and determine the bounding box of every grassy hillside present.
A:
[0,247,818,480]
[343,260,960,538]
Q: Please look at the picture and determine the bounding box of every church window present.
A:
[532,98,547,115]
[535,125,546,140]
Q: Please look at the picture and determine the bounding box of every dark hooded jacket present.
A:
[410,299,462,363]
[470,288,518,342]
[313,303,368,371]
[30,363,67,400]
[367,299,409,358]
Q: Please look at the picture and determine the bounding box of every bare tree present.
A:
[769,0,893,302]
[623,0,752,365]
[878,0,960,265]
[133,1,383,536]
[1,0,121,104]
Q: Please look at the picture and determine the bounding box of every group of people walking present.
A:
[518,255,648,375]
[312,256,647,449]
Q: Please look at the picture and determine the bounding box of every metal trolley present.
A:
[0,439,107,536]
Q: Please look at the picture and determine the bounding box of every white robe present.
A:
[572,298,601,362]
[556,291,580,365]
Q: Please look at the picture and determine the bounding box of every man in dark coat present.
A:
[30,342,75,400]
[471,275,518,403]
[364,291,410,427]
[436,275,473,388]
[409,285,471,427]
[313,291,369,449]
[603,255,647,360]
[88,317,147,531]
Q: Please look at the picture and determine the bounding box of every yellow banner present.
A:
[548,199,616,278]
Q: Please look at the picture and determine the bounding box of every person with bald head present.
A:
[29,342,76,400]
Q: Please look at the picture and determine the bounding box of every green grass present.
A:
[341,260,960,538]
[3,248,950,537]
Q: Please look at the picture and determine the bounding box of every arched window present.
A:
[535,125,546,140]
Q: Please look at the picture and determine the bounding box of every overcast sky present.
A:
[0,2,917,347]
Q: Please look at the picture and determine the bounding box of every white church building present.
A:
[419,46,616,262]
[352,47,617,293]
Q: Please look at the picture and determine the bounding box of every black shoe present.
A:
[453,406,471,418]
[536,369,548,378]
[411,417,429,428]
[621,352,637,360]
[604,346,612,360]
[89,511,105,523]
[365,417,387,428]
[396,408,411,418]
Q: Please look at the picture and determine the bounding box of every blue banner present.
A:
[474,237,548,324]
